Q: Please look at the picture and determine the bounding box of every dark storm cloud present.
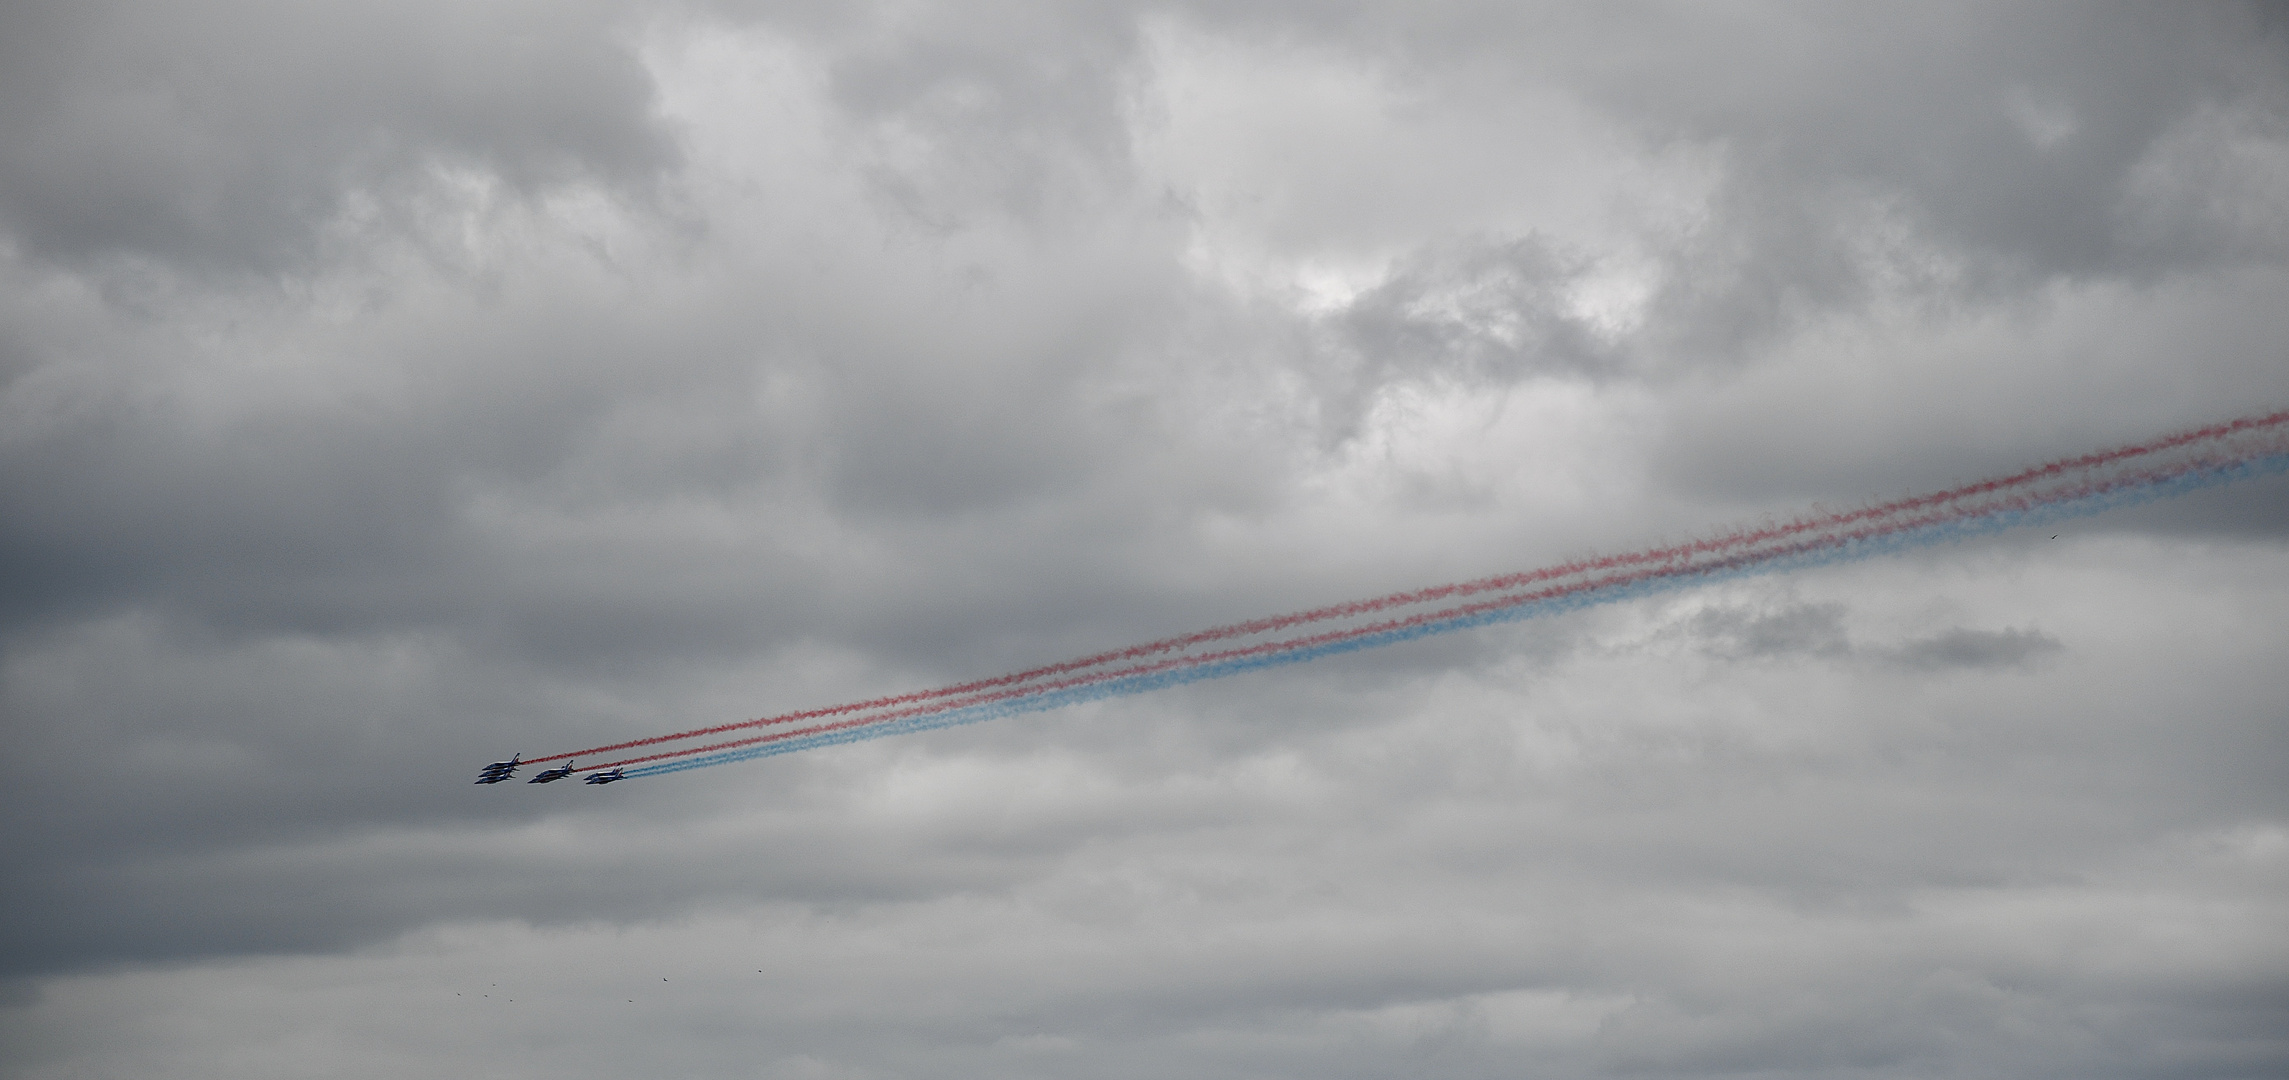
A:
[0,774,1077,975]
[0,275,845,662]
[0,0,674,273]
[1889,626,2061,671]
[1682,602,2063,671]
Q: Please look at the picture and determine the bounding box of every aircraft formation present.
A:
[472,755,623,786]
[469,408,2289,787]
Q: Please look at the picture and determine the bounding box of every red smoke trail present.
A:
[584,418,2289,772]
[617,441,2271,769]
[541,410,2289,773]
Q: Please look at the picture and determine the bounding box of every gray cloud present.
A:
[1,2,2285,1077]
[1321,235,1616,428]
[1679,602,2065,671]
[1889,627,2062,671]
[0,0,675,274]
[1689,601,1852,661]
[1566,3,2289,353]
[1190,2,2289,352]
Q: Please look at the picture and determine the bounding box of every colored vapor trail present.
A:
[508,409,2289,782]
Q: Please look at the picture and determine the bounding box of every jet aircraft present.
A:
[474,755,521,784]
[528,761,578,783]
[584,767,626,785]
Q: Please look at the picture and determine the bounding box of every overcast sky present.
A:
[3,2,2287,1078]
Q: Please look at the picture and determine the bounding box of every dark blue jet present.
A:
[474,755,520,784]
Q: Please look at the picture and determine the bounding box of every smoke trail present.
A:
[531,410,2289,772]
[609,434,2283,773]
[630,450,2289,777]
[526,409,2289,773]
[609,426,2288,779]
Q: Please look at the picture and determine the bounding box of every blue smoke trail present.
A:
[627,451,2289,778]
